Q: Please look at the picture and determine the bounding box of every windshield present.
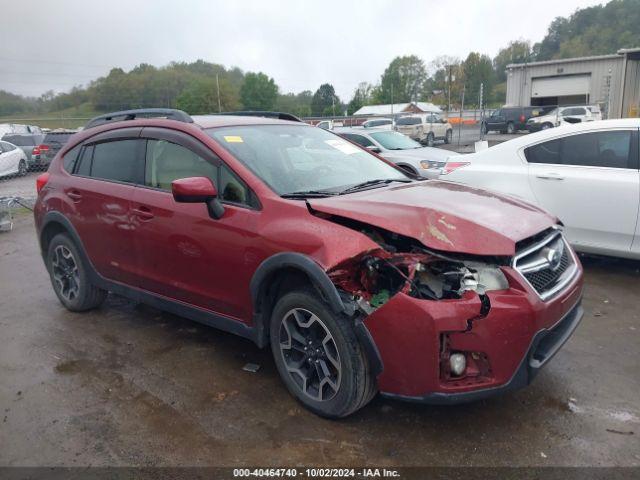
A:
[370,131,421,150]
[207,125,409,196]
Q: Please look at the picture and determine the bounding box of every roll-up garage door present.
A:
[531,75,591,98]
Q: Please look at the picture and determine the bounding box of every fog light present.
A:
[449,353,466,376]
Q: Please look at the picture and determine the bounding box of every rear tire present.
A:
[270,288,376,418]
[18,160,27,176]
[444,129,453,144]
[46,233,107,312]
[541,123,553,130]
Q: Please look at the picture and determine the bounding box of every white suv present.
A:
[395,113,453,146]
[527,105,602,132]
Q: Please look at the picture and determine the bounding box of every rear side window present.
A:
[525,139,561,165]
[89,140,144,183]
[62,145,81,172]
[75,145,93,176]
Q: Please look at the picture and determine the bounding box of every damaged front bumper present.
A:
[361,265,584,403]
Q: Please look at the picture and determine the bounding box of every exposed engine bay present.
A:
[325,217,510,315]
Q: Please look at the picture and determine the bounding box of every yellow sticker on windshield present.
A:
[224,136,243,143]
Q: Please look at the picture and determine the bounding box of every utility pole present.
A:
[447,65,453,113]
[332,95,336,117]
[391,83,394,117]
[479,82,484,140]
[457,85,465,147]
[216,74,222,113]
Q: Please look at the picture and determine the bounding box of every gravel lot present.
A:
[0,214,638,467]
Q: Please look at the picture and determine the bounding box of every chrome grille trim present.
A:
[513,230,578,301]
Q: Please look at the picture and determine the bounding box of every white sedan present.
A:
[0,140,28,178]
[442,119,640,259]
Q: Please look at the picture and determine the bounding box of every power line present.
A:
[0,56,111,69]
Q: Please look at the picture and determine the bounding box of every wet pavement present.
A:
[0,214,639,467]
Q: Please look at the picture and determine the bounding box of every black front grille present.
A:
[523,247,570,294]
[514,232,576,300]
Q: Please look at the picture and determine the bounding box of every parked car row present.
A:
[481,105,603,134]
[0,129,77,178]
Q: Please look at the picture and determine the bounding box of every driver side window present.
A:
[145,140,218,190]
[144,139,252,206]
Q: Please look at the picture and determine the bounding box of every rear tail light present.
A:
[519,114,525,123]
[441,162,470,175]
[38,144,50,152]
[36,172,50,193]
[32,146,41,155]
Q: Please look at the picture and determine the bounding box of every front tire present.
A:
[46,233,107,311]
[541,122,553,130]
[506,122,515,134]
[270,288,376,418]
[425,132,435,147]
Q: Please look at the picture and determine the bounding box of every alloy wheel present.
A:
[51,245,80,302]
[278,308,341,402]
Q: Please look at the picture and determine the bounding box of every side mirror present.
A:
[171,177,225,219]
[366,145,381,153]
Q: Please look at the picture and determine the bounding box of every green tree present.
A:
[276,90,313,117]
[424,56,462,109]
[176,77,240,114]
[375,55,427,104]
[311,83,339,116]
[240,72,278,110]
[462,52,495,108]
[347,82,373,115]
[534,0,640,60]
[493,40,532,82]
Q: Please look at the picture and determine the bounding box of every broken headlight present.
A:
[414,260,509,300]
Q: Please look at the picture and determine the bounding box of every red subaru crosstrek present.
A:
[34,109,584,418]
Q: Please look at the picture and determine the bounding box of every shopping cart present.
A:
[0,197,18,233]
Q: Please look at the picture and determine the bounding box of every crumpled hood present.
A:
[307,181,557,257]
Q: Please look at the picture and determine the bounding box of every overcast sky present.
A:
[0,0,604,100]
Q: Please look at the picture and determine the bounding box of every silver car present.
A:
[338,128,458,178]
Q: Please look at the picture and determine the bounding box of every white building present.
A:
[505,48,640,119]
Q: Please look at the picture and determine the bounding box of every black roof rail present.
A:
[218,111,303,122]
[85,108,193,129]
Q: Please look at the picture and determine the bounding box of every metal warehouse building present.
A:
[505,48,640,119]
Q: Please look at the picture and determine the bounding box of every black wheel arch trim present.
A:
[250,252,384,375]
